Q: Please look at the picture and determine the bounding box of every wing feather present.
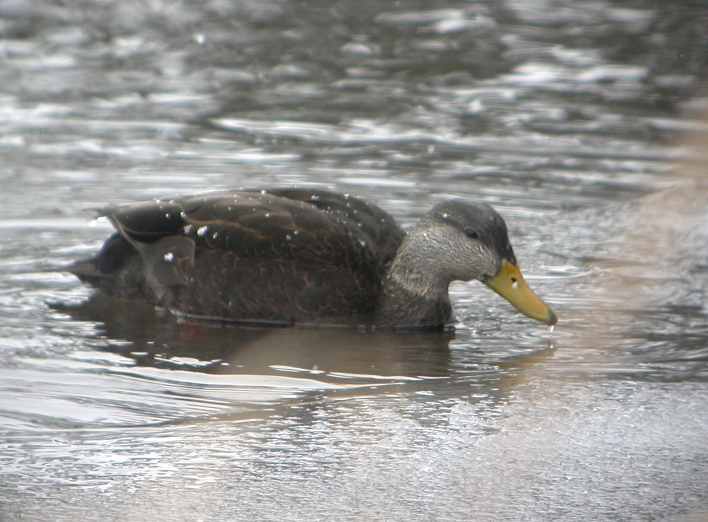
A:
[101,189,404,274]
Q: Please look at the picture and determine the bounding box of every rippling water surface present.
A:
[1,1,707,521]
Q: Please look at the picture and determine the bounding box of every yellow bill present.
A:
[485,259,558,325]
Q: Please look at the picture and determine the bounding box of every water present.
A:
[1,1,708,520]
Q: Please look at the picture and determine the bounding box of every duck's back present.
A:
[71,189,405,326]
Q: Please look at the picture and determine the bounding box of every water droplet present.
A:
[548,324,555,333]
[163,252,174,263]
[197,226,208,236]
[183,224,194,234]
[212,232,219,240]
[285,234,292,241]
[180,212,187,219]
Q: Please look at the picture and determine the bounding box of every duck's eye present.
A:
[464,228,479,239]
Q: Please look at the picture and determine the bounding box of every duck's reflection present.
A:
[59,292,455,380]
[56,290,558,415]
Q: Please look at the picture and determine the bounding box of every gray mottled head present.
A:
[400,198,516,285]
[423,199,516,259]
[382,198,557,327]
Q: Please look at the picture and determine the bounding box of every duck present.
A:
[69,187,557,329]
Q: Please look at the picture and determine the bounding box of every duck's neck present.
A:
[377,230,454,328]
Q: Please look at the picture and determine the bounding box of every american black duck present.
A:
[69,188,557,329]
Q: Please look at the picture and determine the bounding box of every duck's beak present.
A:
[485,259,558,325]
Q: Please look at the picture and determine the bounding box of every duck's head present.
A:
[410,199,558,326]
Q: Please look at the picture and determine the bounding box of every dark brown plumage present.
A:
[69,188,557,328]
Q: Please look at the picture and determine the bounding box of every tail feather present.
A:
[67,233,157,303]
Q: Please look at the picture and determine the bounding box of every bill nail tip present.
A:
[547,309,558,326]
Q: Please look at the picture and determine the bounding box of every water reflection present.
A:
[57,292,455,380]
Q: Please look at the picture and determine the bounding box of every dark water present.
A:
[1,1,708,521]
